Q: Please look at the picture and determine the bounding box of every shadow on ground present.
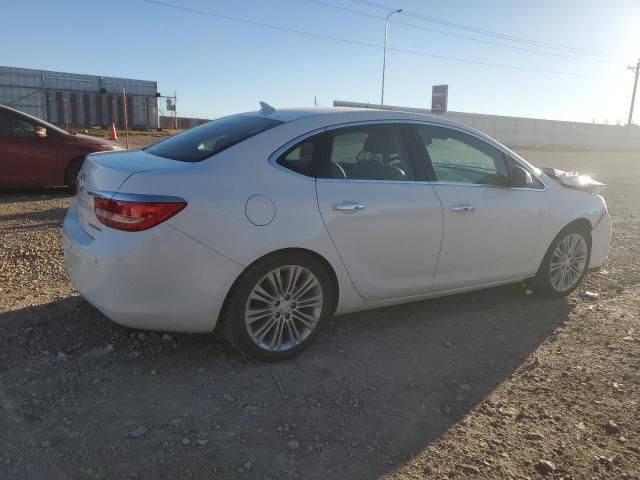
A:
[0,208,68,234]
[0,285,572,479]
[0,189,70,204]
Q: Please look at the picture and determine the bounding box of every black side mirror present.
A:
[510,166,533,188]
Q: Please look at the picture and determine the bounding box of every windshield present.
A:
[145,115,283,162]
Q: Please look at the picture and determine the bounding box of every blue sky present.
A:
[2,0,638,123]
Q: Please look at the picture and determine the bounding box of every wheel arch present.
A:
[63,154,87,187]
[535,217,593,276]
[528,217,593,296]
[216,247,340,330]
[565,217,593,235]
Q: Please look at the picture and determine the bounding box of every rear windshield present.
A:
[145,115,283,162]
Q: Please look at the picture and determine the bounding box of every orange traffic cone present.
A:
[108,123,118,141]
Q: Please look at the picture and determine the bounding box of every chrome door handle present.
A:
[333,202,365,213]
[450,204,475,212]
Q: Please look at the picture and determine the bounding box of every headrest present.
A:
[300,142,314,157]
[362,131,393,155]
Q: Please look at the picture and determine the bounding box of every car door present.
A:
[315,122,443,301]
[0,109,57,187]
[410,123,544,291]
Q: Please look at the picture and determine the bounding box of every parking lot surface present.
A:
[1,147,639,479]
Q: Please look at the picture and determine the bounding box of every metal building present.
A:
[159,115,209,130]
[0,66,159,128]
[334,100,640,149]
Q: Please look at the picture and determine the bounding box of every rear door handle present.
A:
[450,204,475,213]
[333,202,365,213]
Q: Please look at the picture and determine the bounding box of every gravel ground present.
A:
[0,148,638,479]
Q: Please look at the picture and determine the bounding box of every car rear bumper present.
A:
[63,201,243,333]
[589,212,612,269]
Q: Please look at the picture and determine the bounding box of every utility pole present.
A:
[122,88,129,149]
[63,97,69,132]
[41,71,47,121]
[381,8,402,106]
[628,59,639,126]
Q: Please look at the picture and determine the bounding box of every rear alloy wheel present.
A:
[222,252,334,360]
[529,225,591,297]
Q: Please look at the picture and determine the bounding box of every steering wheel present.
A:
[385,153,403,167]
[14,122,33,135]
[356,150,377,162]
[387,165,407,178]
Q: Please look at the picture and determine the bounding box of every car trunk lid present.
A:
[76,149,182,236]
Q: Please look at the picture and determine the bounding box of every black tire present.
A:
[528,223,591,297]
[64,158,84,194]
[221,251,335,361]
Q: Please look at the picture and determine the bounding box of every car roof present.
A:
[248,106,466,130]
[253,106,540,179]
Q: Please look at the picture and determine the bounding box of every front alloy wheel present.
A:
[548,233,588,292]
[529,224,591,297]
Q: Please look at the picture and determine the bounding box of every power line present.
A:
[141,0,615,78]
[303,0,623,65]
[346,0,626,61]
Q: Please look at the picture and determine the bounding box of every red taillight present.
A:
[94,197,186,232]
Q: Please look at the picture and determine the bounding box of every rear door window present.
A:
[319,124,417,181]
[146,115,283,162]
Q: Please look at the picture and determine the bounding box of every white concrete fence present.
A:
[334,101,640,149]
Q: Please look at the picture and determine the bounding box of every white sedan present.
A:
[63,104,611,360]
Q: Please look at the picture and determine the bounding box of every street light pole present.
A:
[381,8,402,106]
[628,59,639,126]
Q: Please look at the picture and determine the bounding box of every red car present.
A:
[0,104,123,190]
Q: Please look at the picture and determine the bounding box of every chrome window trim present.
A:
[267,118,547,191]
[315,178,545,192]
[407,120,548,192]
[315,178,433,186]
[88,190,187,203]
[427,181,547,192]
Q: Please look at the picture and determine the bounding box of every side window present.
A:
[414,125,508,186]
[0,112,36,137]
[321,124,415,181]
[0,111,10,134]
[275,136,320,177]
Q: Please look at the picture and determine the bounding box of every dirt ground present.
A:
[0,147,639,480]
[83,128,168,149]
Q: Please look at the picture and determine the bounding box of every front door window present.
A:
[0,111,36,137]
[414,125,508,186]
